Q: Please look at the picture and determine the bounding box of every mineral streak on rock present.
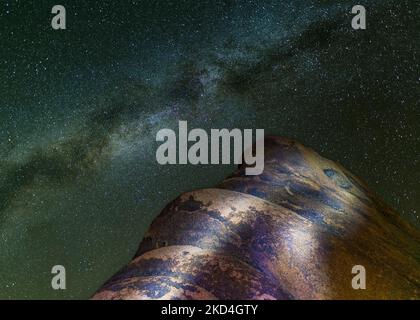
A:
[92,136,420,300]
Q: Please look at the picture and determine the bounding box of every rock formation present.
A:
[92,136,420,300]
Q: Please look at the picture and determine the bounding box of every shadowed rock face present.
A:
[92,136,420,300]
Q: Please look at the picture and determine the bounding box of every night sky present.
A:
[0,0,419,299]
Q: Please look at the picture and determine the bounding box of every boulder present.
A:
[93,136,420,300]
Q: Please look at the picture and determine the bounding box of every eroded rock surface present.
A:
[93,136,420,300]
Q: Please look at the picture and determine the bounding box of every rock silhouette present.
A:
[93,136,420,300]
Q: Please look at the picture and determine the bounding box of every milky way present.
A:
[0,0,418,298]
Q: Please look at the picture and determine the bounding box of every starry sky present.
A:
[0,0,418,299]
